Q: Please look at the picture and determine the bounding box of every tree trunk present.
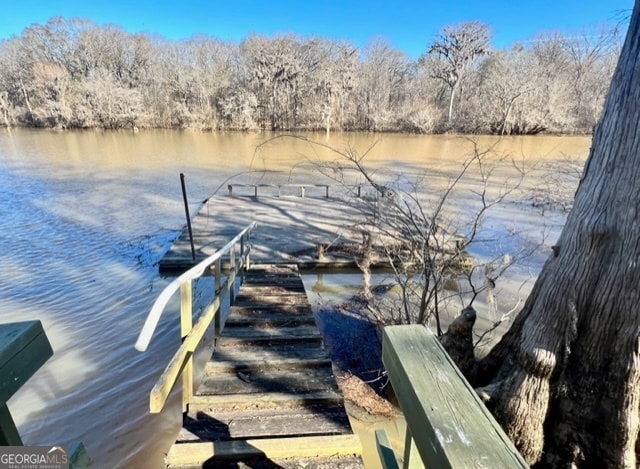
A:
[476,2,640,467]
[447,83,456,123]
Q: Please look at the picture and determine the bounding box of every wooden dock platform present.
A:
[160,191,368,272]
[164,264,363,468]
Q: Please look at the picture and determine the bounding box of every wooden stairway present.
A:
[165,264,363,468]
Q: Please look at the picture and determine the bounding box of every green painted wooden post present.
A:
[382,325,529,469]
[0,321,53,445]
[375,429,399,469]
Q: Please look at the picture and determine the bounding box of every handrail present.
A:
[378,325,528,468]
[135,222,256,413]
[135,221,256,352]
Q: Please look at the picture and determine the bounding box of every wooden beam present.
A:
[0,321,53,404]
[382,325,528,469]
[375,429,400,469]
[165,434,362,466]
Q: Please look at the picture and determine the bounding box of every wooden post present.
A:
[180,173,197,262]
[300,185,305,197]
[325,185,329,198]
[0,321,53,447]
[180,282,193,412]
[402,427,422,469]
[375,429,399,469]
[215,259,222,336]
[245,231,251,271]
[229,244,236,305]
[240,237,246,285]
[0,404,22,445]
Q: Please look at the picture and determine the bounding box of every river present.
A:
[0,129,591,468]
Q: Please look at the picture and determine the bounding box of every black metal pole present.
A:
[180,173,196,261]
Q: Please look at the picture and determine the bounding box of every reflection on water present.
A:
[0,129,591,468]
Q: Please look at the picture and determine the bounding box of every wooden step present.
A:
[178,405,352,442]
[233,294,308,307]
[197,366,339,396]
[239,284,306,294]
[228,304,312,315]
[209,344,331,373]
[216,325,323,347]
[224,312,317,328]
[188,391,345,413]
[165,434,363,468]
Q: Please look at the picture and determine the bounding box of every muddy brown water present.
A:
[0,129,590,468]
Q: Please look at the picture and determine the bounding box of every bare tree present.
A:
[425,21,491,124]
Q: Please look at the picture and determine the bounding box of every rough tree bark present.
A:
[472,3,640,467]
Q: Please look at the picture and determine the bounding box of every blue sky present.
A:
[0,0,634,58]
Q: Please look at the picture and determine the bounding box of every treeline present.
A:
[0,17,623,134]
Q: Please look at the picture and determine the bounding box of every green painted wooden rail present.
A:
[0,320,90,467]
[378,325,529,469]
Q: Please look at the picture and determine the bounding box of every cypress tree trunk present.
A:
[476,2,640,466]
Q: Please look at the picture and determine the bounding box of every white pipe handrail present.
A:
[135,222,256,352]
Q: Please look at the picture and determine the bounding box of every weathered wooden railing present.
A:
[227,183,369,198]
[377,325,529,469]
[135,222,256,413]
[0,320,90,467]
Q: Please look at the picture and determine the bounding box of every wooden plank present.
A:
[197,367,339,396]
[166,434,362,466]
[224,312,317,328]
[239,284,306,294]
[217,324,322,340]
[209,343,330,372]
[216,334,323,348]
[179,405,351,441]
[375,429,400,469]
[0,404,22,445]
[234,294,308,306]
[0,321,53,404]
[212,343,326,363]
[382,325,528,469]
[228,304,312,315]
[188,391,345,412]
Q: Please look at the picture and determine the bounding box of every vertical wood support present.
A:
[325,185,329,198]
[375,429,399,469]
[402,427,422,469]
[0,404,22,446]
[180,282,193,412]
[245,232,251,271]
[229,244,236,306]
[300,186,305,197]
[215,259,222,337]
[240,237,246,285]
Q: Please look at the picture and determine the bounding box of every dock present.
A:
[139,187,530,468]
[160,184,369,271]
[164,264,362,468]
